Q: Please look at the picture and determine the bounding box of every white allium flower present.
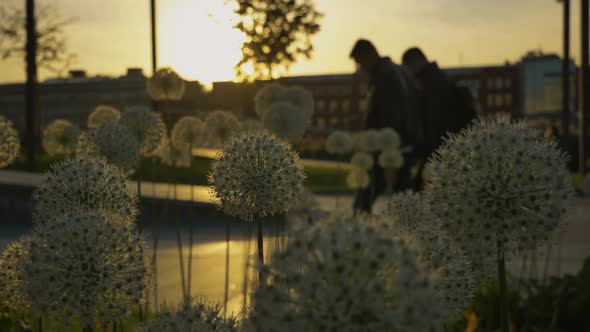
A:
[262,102,307,142]
[120,107,166,156]
[88,105,121,129]
[325,131,353,155]
[346,168,370,190]
[254,214,443,332]
[139,297,240,332]
[32,158,138,225]
[159,138,192,168]
[147,67,186,101]
[239,119,263,132]
[352,129,380,152]
[254,83,286,118]
[350,151,374,170]
[386,192,475,318]
[42,119,80,156]
[204,110,240,148]
[377,127,401,150]
[24,211,147,326]
[378,150,404,169]
[283,86,314,120]
[425,116,572,259]
[209,131,305,221]
[0,115,20,168]
[286,189,325,230]
[0,236,32,313]
[171,116,203,149]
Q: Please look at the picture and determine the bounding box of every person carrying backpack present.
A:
[402,47,476,190]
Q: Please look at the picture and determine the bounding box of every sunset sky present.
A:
[0,0,583,84]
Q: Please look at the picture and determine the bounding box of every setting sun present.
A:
[158,0,245,84]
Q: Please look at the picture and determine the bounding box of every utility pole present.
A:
[25,0,40,171]
[150,0,157,74]
[580,0,589,175]
[562,0,571,150]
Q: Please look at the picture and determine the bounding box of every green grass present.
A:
[6,153,349,193]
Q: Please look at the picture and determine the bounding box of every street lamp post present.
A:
[562,0,570,150]
[150,0,158,74]
[25,0,40,171]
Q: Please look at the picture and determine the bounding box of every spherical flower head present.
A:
[0,115,20,168]
[350,151,374,170]
[254,83,286,118]
[209,131,305,221]
[0,236,32,313]
[353,129,381,152]
[346,167,370,190]
[158,138,192,168]
[204,110,240,148]
[140,297,240,332]
[425,115,572,259]
[253,214,443,332]
[386,191,476,318]
[24,211,147,326]
[42,119,80,157]
[171,116,203,149]
[377,127,401,150]
[378,149,404,169]
[325,131,353,155]
[239,119,263,132]
[88,105,121,129]
[120,106,166,156]
[97,122,140,173]
[147,67,186,101]
[32,158,138,226]
[262,102,307,142]
[283,86,314,120]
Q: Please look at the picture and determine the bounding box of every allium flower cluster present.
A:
[425,116,571,259]
[346,168,370,189]
[171,116,203,149]
[77,122,140,175]
[254,214,443,332]
[140,297,239,332]
[87,105,121,129]
[209,131,305,221]
[0,236,32,313]
[378,150,404,169]
[42,119,80,156]
[158,138,192,168]
[24,211,147,326]
[376,127,401,150]
[32,158,138,225]
[120,107,166,156]
[387,192,475,318]
[353,129,381,152]
[350,151,374,170]
[286,189,325,230]
[282,86,314,120]
[325,131,353,155]
[204,110,240,147]
[0,115,20,168]
[254,83,287,118]
[147,68,186,101]
[262,102,307,142]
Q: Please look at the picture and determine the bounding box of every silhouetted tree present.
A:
[233,0,322,81]
[0,1,76,76]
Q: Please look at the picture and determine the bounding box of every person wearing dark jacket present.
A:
[402,47,455,190]
[350,39,421,212]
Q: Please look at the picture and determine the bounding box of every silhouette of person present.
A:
[350,39,420,213]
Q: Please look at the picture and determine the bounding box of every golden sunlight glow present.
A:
[158,0,245,84]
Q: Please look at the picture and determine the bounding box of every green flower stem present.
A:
[223,221,231,316]
[497,241,509,332]
[173,183,187,304]
[242,223,253,317]
[257,219,264,283]
[187,176,195,300]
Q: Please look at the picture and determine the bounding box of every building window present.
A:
[487,94,494,107]
[504,94,512,106]
[504,78,512,89]
[316,117,326,129]
[330,116,339,128]
[495,93,503,107]
[329,100,339,112]
[317,100,326,112]
[342,118,351,128]
[360,99,369,112]
[496,78,503,90]
[487,79,495,89]
[342,99,351,112]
